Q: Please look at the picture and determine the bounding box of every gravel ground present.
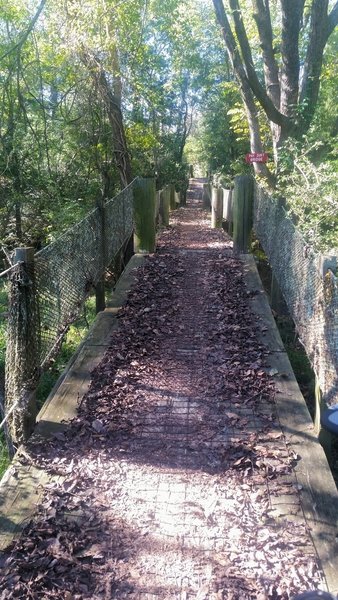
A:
[0,180,325,599]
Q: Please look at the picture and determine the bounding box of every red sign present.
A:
[245,152,268,164]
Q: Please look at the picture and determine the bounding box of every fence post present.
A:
[180,184,187,206]
[233,175,254,254]
[315,376,333,460]
[270,274,288,315]
[222,189,233,235]
[202,183,211,211]
[169,184,176,211]
[133,177,156,253]
[160,187,170,227]
[211,187,223,228]
[123,232,134,265]
[5,247,39,450]
[95,195,106,313]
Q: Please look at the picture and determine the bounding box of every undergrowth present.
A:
[277,139,338,254]
[253,248,316,414]
[0,294,97,480]
[36,296,96,407]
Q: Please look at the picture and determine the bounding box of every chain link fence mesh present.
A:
[34,183,134,370]
[3,180,136,444]
[253,183,338,407]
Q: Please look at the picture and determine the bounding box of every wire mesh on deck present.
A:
[253,183,338,406]
[34,184,134,369]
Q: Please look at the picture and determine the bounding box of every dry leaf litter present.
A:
[0,180,325,599]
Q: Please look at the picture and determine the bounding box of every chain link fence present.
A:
[253,183,338,407]
[4,182,135,445]
[34,184,134,369]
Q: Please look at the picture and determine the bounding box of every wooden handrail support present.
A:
[233,175,254,254]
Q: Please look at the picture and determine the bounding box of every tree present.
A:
[212,0,338,179]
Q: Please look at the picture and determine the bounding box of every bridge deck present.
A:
[0,179,337,599]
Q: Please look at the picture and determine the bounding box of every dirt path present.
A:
[0,180,324,599]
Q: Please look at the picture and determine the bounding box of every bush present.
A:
[277,140,338,253]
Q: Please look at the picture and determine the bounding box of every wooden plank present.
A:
[0,461,51,551]
[241,255,285,351]
[0,254,147,551]
[241,253,338,594]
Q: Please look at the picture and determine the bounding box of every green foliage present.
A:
[36,296,97,407]
[186,81,251,180]
[0,432,10,478]
[0,289,96,479]
[278,139,338,252]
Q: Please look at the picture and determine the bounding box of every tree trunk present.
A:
[212,0,338,172]
[212,0,274,184]
[82,51,132,189]
[280,0,302,119]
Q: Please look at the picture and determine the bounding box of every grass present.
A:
[36,295,97,408]
[274,314,315,415]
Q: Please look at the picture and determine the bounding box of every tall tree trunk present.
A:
[299,0,330,134]
[213,0,274,184]
[280,0,302,119]
[213,0,338,175]
[82,51,132,189]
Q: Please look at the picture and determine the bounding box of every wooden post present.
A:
[5,247,39,450]
[180,189,187,206]
[169,184,176,211]
[155,190,161,227]
[233,175,253,254]
[270,274,288,315]
[202,183,211,211]
[95,196,106,313]
[123,231,134,265]
[222,189,233,235]
[160,187,170,227]
[133,177,156,253]
[315,376,333,460]
[211,187,223,228]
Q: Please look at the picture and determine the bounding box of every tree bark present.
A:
[252,0,281,156]
[213,0,338,172]
[252,0,280,110]
[299,0,337,135]
[82,51,132,189]
[280,0,302,119]
[226,0,287,129]
[213,0,274,183]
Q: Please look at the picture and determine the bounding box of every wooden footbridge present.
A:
[0,179,337,599]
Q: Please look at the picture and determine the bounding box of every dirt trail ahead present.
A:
[0,180,324,599]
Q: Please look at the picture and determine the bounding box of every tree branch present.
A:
[212,0,275,183]
[252,0,280,109]
[327,1,338,38]
[0,0,46,63]
[81,50,132,188]
[227,0,288,127]
[280,0,302,118]
[299,0,330,134]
